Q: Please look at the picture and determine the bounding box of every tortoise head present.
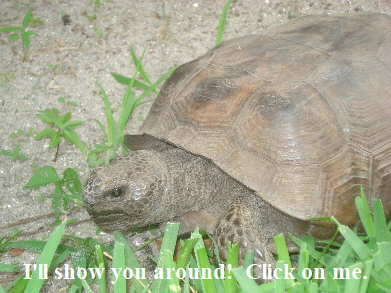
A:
[82,150,168,231]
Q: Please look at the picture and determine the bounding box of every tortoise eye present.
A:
[111,187,123,198]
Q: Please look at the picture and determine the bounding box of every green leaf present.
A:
[24,30,36,36]
[65,120,84,128]
[24,166,60,188]
[21,30,32,50]
[22,10,33,28]
[63,168,82,197]
[0,146,27,160]
[0,150,12,157]
[59,111,71,125]
[48,132,61,148]
[34,128,57,139]
[0,26,23,32]
[38,109,65,129]
[61,127,87,155]
[36,113,54,125]
[9,33,20,41]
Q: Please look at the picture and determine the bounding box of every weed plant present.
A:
[0,10,37,55]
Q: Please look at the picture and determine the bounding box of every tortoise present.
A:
[83,13,391,267]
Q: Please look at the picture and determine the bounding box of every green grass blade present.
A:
[224,242,239,293]
[117,90,136,145]
[274,233,292,268]
[24,221,66,293]
[135,67,176,107]
[0,264,20,273]
[130,47,152,85]
[162,249,181,292]
[332,217,371,261]
[231,267,260,293]
[274,260,287,292]
[95,244,107,293]
[95,81,117,161]
[7,276,28,293]
[343,262,363,293]
[192,229,217,293]
[355,188,374,237]
[114,232,150,292]
[81,279,95,293]
[326,239,353,269]
[215,0,233,46]
[112,241,126,293]
[372,241,391,279]
[90,118,107,138]
[175,238,198,270]
[289,234,325,266]
[373,199,391,242]
[152,223,180,293]
[359,259,373,293]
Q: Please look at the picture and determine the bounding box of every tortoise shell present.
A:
[138,13,391,226]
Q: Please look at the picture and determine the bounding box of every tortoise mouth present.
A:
[91,213,133,232]
[86,204,150,231]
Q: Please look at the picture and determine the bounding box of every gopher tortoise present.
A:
[83,13,391,266]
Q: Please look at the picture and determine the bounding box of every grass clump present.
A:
[2,191,391,292]
[250,188,391,293]
[87,48,174,166]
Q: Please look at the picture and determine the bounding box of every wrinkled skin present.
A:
[83,136,304,271]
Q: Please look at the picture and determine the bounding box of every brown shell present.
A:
[139,13,391,225]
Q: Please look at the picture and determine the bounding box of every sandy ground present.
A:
[1,0,390,291]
